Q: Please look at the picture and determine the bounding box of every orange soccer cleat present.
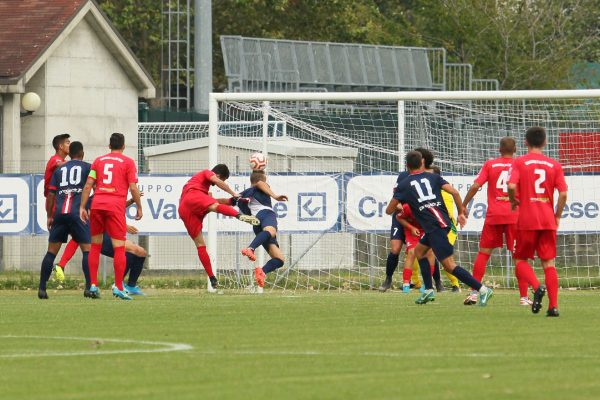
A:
[254,267,266,288]
[241,247,257,261]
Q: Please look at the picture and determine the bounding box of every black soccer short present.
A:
[252,209,279,250]
[48,214,91,244]
[390,213,406,242]
[419,226,453,262]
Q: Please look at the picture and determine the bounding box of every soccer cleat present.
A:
[451,285,461,293]
[531,285,546,314]
[402,283,410,293]
[378,277,392,292]
[52,264,65,284]
[209,276,219,289]
[254,267,266,288]
[415,289,435,304]
[463,293,478,306]
[112,285,133,300]
[520,297,533,306]
[419,285,426,294]
[37,289,49,299]
[87,285,101,299]
[124,284,145,296]
[435,281,445,292]
[478,287,493,307]
[238,214,260,226]
[546,307,560,317]
[241,247,257,262]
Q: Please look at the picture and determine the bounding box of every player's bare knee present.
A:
[264,226,276,237]
[390,240,402,254]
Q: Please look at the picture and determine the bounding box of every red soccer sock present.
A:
[402,267,412,284]
[58,239,79,269]
[473,251,491,283]
[215,204,239,217]
[197,246,214,277]
[544,266,559,309]
[515,260,539,290]
[89,243,101,286]
[517,277,529,297]
[113,246,126,291]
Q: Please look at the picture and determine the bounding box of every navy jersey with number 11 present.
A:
[48,160,91,216]
[393,171,451,233]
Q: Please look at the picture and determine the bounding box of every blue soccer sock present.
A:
[124,252,136,278]
[263,258,284,274]
[127,256,145,287]
[385,252,399,278]
[81,251,91,290]
[39,252,56,291]
[432,259,441,284]
[249,231,272,250]
[452,265,482,291]
[418,257,434,290]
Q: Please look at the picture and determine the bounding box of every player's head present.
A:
[212,164,230,180]
[414,147,434,169]
[109,132,125,150]
[405,151,423,171]
[69,141,84,160]
[431,165,441,175]
[525,127,546,149]
[250,170,267,185]
[52,133,70,154]
[499,136,516,156]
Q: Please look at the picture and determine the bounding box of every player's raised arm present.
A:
[209,174,237,197]
[255,181,287,201]
[442,183,466,228]
[385,198,401,215]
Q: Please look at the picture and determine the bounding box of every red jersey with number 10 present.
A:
[507,152,567,231]
[89,152,138,213]
[474,156,518,225]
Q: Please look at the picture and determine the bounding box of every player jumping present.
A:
[38,141,92,299]
[238,170,288,288]
[508,127,568,317]
[390,151,493,305]
[179,164,259,290]
[80,133,143,300]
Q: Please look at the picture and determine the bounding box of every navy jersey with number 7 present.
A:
[48,160,91,216]
[393,171,452,233]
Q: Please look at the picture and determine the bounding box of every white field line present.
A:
[0,335,192,359]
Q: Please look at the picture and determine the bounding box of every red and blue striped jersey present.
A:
[393,171,452,233]
[48,160,91,216]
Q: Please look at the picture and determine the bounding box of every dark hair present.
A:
[52,134,70,151]
[525,127,546,148]
[109,132,125,150]
[414,147,434,168]
[499,136,516,155]
[212,164,230,180]
[69,141,84,159]
[405,151,423,170]
[250,170,267,184]
[431,165,441,175]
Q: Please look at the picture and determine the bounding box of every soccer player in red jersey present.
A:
[508,127,568,317]
[79,133,143,300]
[462,137,531,306]
[179,164,259,289]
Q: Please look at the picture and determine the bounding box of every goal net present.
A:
[141,90,600,291]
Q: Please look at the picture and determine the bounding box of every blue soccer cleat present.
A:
[415,289,435,304]
[87,285,101,299]
[478,286,494,307]
[402,283,410,293]
[112,285,133,300]
[124,284,145,296]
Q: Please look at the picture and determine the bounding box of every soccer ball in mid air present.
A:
[249,152,267,171]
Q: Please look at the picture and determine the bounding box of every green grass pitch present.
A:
[1,289,599,400]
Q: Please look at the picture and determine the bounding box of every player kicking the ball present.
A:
[238,170,288,288]
[508,127,568,317]
[179,164,259,289]
[391,151,493,305]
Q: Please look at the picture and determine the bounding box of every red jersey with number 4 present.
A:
[474,156,518,225]
[181,169,215,197]
[89,152,138,213]
[508,152,567,230]
[44,154,65,197]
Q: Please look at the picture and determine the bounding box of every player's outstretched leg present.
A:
[448,264,493,306]
[54,239,79,283]
[242,231,272,262]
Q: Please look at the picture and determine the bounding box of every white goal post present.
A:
[207,89,600,291]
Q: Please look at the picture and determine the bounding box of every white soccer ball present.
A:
[249,152,267,171]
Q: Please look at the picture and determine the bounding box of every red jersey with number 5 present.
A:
[474,156,518,225]
[89,152,138,213]
[508,152,567,230]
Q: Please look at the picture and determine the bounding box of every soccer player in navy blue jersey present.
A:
[239,170,288,289]
[388,151,493,305]
[38,141,93,299]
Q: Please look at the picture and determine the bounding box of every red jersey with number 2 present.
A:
[508,152,567,231]
[89,152,138,213]
[474,156,518,225]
